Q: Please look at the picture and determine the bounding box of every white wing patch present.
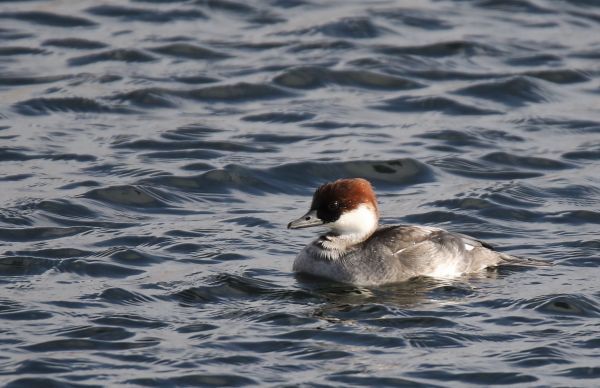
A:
[464,243,474,252]
[427,263,463,278]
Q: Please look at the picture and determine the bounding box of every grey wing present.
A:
[451,231,495,250]
[392,228,503,276]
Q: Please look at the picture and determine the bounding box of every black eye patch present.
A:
[312,200,344,223]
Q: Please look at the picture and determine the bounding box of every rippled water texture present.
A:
[1,0,600,386]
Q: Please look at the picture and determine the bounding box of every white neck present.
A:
[317,204,378,259]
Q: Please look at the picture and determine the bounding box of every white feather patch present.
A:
[427,263,463,278]
[330,204,378,237]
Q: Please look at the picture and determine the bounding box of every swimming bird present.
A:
[288,178,544,286]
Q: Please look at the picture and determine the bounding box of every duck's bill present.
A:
[287,210,324,229]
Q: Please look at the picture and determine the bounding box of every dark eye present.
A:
[327,201,339,211]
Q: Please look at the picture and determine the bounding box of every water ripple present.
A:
[143,158,432,195]
[57,259,144,278]
[96,288,155,304]
[24,338,158,352]
[148,43,229,60]
[481,152,573,170]
[42,38,108,50]
[455,76,555,106]
[241,111,315,123]
[180,83,291,102]
[113,138,271,153]
[503,346,571,368]
[375,96,500,115]
[377,40,502,57]
[371,7,453,30]
[86,5,207,22]
[0,47,46,56]
[0,74,71,86]
[0,256,55,277]
[69,49,157,66]
[304,17,382,39]
[7,377,98,388]
[14,97,133,116]
[194,0,257,15]
[82,185,173,208]
[524,294,600,317]
[0,226,89,242]
[407,370,537,385]
[273,66,425,90]
[0,11,96,27]
[173,274,317,305]
[125,374,256,387]
[429,157,542,179]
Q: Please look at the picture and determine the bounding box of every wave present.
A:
[86,5,207,22]
[42,38,108,50]
[142,158,433,195]
[0,74,71,86]
[148,43,229,59]
[0,47,46,56]
[68,49,157,66]
[273,66,425,90]
[429,157,542,179]
[374,95,500,115]
[0,11,96,27]
[377,40,502,57]
[294,17,382,39]
[13,97,134,115]
[125,374,257,387]
[454,76,554,106]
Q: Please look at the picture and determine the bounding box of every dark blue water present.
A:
[1,0,600,386]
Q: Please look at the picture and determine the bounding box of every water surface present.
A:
[1,0,600,386]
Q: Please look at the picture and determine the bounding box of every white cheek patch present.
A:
[330,204,377,236]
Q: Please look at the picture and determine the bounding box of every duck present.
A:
[287,178,545,286]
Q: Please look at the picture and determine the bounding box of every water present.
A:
[1,0,599,386]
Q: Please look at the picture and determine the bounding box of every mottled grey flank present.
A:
[294,225,547,285]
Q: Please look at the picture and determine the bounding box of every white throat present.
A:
[318,204,378,258]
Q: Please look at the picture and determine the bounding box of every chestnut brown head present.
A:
[287,178,379,234]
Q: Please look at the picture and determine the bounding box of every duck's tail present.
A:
[498,253,552,267]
